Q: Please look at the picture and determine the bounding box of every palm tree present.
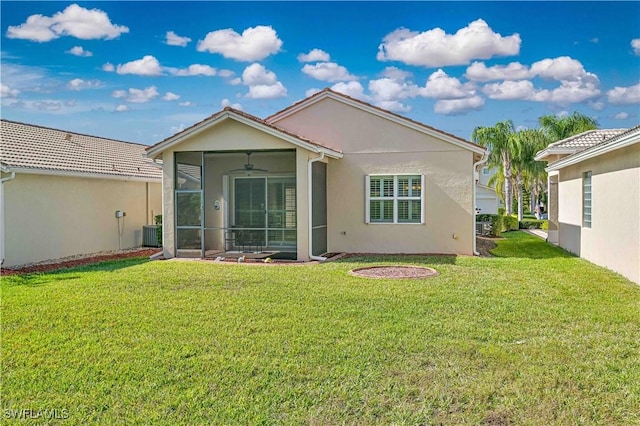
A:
[511,129,550,220]
[472,120,516,215]
[538,111,598,141]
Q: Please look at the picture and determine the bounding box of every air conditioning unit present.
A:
[143,225,161,247]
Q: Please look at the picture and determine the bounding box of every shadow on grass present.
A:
[3,257,151,287]
[490,231,575,259]
[334,254,458,266]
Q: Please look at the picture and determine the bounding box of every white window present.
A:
[365,175,425,224]
[583,171,592,228]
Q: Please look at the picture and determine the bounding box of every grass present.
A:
[2,231,639,425]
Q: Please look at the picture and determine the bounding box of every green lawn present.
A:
[2,232,639,425]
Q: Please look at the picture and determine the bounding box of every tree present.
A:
[511,129,550,220]
[472,120,517,215]
[538,111,598,141]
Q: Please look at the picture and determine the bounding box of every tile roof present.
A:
[1,119,161,181]
[546,128,627,152]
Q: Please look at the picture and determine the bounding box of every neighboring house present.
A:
[146,89,487,261]
[0,120,162,268]
[535,127,639,284]
[475,166,502,215]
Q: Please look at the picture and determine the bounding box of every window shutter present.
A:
[365,175,371,224]
[420,174,425,224]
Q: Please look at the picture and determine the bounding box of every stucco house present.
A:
[146,89,487,261]
[0,120,162,268]
[475,166,502,215]
[535,126,640,284]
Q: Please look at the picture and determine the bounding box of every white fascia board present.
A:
[535,147,579,161]
[267,91,485,156]
[546,133,639,172]
[6,167,162,183]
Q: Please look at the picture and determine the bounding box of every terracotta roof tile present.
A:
[1,119,161,180]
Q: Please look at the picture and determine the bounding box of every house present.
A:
[475,166,502,215]
[0,120,162,268]
[535,126,640,284]
[146,89,487,261]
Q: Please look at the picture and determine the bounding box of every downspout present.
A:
[472,153,489,256]
[1,170,16,266]
[308,152,326,261]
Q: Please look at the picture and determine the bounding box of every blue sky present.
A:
[1,1,639,145]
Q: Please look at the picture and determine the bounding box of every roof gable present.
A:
[266,88,485,156]
[145,107,342,159]
[0,119,161,181]
[535,128,627,162]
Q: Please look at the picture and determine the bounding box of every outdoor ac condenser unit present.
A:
[143,225,160,247]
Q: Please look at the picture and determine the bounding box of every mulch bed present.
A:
[350,265,438,279]
[1,249,160,276]
[476,236,499,257]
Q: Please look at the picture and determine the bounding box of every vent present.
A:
[143,225,161,247]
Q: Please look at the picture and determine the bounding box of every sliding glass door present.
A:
[232,176,296,250]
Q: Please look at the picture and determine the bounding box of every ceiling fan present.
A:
[229,152,268,173]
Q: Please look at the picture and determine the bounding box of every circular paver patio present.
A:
[350,265,438,279]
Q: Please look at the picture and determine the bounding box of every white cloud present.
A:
[376,100,412,113]
[230,77,242,86]
[163,92,180,101]
[1,83,20,98]
[419,69,476,99]
[242,63,277,85]
[434,96,485,115]
[178,101,193,107]
[240,63,287,99]
[170,64,218,77]
[67,45,92,57]
[116,55,163,76]
[301,62,357,82]
[67,78,102,91]
[607,83,640,105]
[247,82,287,99]
[102,62,115,72]
[112,86,159,103]
[377,19,520,67]
[482,80,537,100]
[380,66,413,81]
[217,69,235,78]
[614,112,629,120]
[197,25,282,61]
[465,61,530,82]
[297,48,330,62]
[530,56,594,82]
[221,98,242,110]
[114,104,129,112]
[165,30,191,47]
[632,39,640,55]
[330,81,367,100]
[6,4,128,42]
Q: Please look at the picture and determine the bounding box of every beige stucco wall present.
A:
[2,173,161,267]
[557,144,639,283]
[160,119,316,260]
[272,97,476,255]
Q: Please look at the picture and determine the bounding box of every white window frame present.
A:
[583,170,592,228]
[365,174,425,224]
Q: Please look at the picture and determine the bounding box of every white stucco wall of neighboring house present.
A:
[557,144,639,284]
[2,173,161,268]
[270,96,479,255]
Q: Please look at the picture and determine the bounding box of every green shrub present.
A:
[542,220,549,231]
[154,215,163,247]
[490,215,503,237]
[498,207,506,216]
[519,219,545,229]
[476,213,494,222]
[504,215,519,232]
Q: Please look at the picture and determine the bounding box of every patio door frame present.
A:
[229,174,296,251]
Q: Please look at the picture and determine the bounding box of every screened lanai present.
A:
[174,149,306,260]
